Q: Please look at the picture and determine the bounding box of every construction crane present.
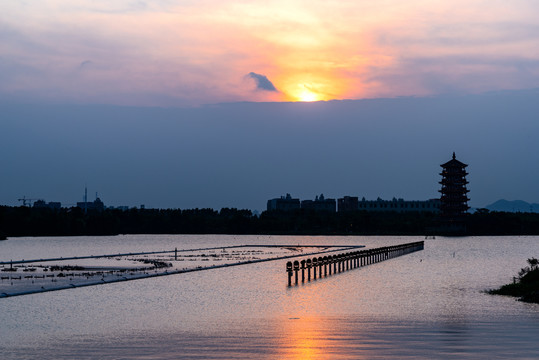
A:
[17,196,37,207]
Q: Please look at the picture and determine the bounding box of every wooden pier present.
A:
[286,241,424,286]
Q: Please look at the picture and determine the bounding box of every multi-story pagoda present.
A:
[439,152,470,220]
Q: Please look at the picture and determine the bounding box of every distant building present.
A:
[338,196,359,212]
[267,193,300,211]
[77,197,105,212]
[77,188,105,212]
[270,193,440,213]
[357,197,441,213]
[439,152,470,218]
[301,194,336,212]
[33,200,62,209]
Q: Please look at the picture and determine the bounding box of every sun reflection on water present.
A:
[277,317,329,359]
[273,315,379,360]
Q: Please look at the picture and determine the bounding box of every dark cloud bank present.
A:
[1,89,539,210]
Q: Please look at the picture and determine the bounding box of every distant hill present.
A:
[485,199,539,213]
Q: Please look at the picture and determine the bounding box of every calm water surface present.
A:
[1,235,538,359]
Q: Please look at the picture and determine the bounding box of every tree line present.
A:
[1,206,539,239]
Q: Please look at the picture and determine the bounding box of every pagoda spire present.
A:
[439,153,469,232]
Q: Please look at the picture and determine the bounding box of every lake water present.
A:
[1,235,539,359]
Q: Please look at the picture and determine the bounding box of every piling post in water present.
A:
[323,256,328,277]
[175,248,177,261]
[286,241,425,285]
[293,261,299,285]
[287,262,293,286]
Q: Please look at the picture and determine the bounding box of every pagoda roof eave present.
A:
[440,158,468,167]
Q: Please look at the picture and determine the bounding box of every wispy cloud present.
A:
[79,60,93,70]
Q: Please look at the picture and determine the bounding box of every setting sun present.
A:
[276,73,350,103]
[282,81,334,102]
[297,88,319,102]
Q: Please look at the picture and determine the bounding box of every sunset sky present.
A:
[2,1,539,106]
[2,1,539,210]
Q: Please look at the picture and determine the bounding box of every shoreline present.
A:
[488,259,539,304]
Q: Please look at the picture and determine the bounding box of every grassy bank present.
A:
[489,258,539,304]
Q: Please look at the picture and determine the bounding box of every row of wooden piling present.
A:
[286,241,424,286]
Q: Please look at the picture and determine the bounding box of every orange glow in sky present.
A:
[285,82,335,102]
[2,1,539,106]
[297,87,319,102]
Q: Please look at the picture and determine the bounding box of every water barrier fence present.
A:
[0,244,362,298]
[286,241,424,286]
